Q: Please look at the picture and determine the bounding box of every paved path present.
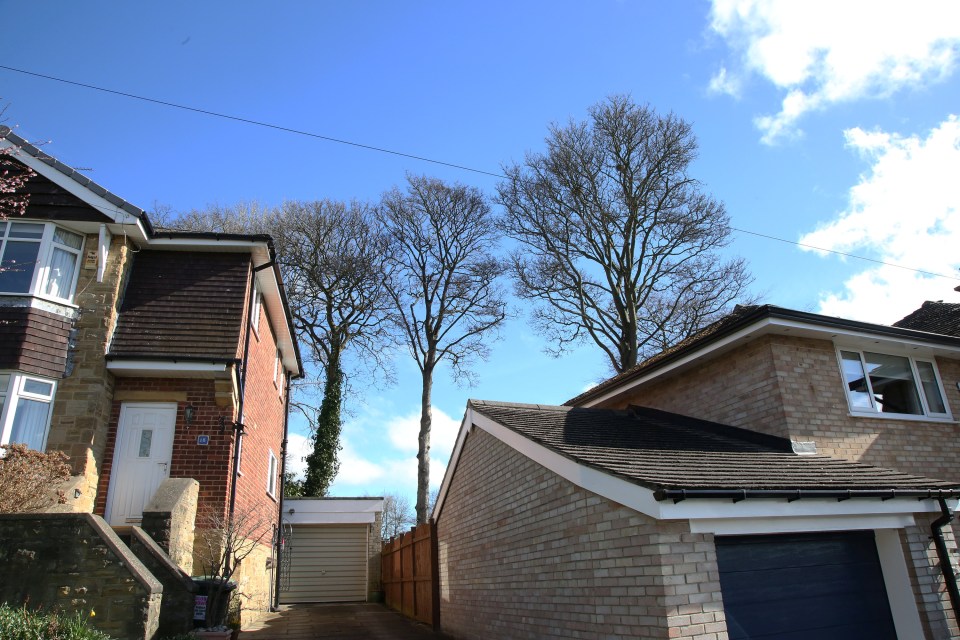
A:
[240,603,445,639]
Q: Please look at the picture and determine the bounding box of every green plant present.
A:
[157,634,198,640]
[0,603,113,640]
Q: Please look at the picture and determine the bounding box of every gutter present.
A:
[931,499,960,622]
[655,488,960,503]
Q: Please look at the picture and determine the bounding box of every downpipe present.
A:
[931,498,960,623]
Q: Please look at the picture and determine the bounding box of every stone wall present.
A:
[0,512,161,640]
[47,233,131,512]
[436,428,726,640]
[129,527,197,638]
[142,477,200,575]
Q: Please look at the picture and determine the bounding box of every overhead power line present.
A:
[3,64,958,283]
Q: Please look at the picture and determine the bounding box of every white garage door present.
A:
[281,524,368,603]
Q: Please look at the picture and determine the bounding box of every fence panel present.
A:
[381,521,439,629]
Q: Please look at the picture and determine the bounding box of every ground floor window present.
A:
[0,372,56,451]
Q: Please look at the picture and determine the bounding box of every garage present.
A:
[715,531,897,640]
[279,498,383,604]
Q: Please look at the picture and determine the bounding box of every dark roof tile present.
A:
[469,400,960,497]
[893,301,960,337]
[109,251,249,360]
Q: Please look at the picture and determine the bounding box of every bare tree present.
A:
[380,492,416,540]
[0,128,36,220]
[381,175,507,524]
[167,201,395,496]
[0,445,71,513]
[498,95,753,373]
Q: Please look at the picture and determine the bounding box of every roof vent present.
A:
[791,440,818,455]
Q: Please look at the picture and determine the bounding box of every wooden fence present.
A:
[381,521,439,630]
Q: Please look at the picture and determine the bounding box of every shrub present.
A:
[0,603,114,640]
[0,444,72,513]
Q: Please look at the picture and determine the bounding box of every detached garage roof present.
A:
[467,400,960,502]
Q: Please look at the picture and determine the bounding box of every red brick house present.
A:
[434,304,960,639]
[0,127,302,620]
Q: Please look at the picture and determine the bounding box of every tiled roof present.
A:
[469,400,960,499]
[109,251,249,360]
[893,301,960,337]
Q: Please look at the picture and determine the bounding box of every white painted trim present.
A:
[0,139,149,242]
[284,498,384,525]
[107,361,229,374]
[689,514,916,535]
[97,224,112,283]
[431,407,474,521]
[876,528,926,640]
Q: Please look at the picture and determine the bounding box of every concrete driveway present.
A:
[240,603,445,639]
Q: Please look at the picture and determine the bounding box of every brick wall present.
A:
[0,513,161,640]
[902,513,960,639]
[95,377,237,521]
[601,334,960,483]
[437,428,727,640]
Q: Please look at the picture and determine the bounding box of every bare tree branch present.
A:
[498,95,753,373]
[380,175,507,523]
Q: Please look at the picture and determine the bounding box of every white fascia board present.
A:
[107,361,229,375]
[468,410,958,526]
[689,514,918,536]
[431,407,474,522]
[253,262,299,377]
[0,139,149,243]
[284,498,384,525]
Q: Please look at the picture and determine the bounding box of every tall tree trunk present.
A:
[303,348,343,496]
[416,363,434,524]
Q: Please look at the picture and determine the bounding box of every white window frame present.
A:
[836,346,951,420]
[267,449,278,498]
[0,221,85,304]
[0,372,57,451]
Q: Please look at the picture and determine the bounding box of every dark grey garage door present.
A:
[715,531,897,640]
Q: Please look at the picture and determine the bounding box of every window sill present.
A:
[847,411,956,424]
[266,491,278,503]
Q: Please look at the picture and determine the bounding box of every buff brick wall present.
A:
[437,428,728,640]
[901,513,960,639]
[601,334,960,483]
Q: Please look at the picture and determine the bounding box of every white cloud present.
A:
[386,407,461,459]
[284,432,312,480]
[799,115,960,322]
[709,0,960,143]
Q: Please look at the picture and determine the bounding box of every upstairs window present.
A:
[267,450,278,497]
[839,349,949,418]
[0,221,84,302]
[0,373,56,451]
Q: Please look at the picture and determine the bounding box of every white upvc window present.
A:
[0,372,56,451]
[838,348,950,419]
[0,221,85,303]
[267,449,278,497]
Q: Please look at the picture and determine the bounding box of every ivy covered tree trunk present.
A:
[302,350,343,496]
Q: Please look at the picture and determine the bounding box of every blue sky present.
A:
[4,1,959,503]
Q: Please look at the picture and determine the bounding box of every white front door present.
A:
[104,403,176,527]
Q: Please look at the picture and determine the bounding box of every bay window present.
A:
[0,373,56,451]
[0,221,84,302]
[838,349,949,418]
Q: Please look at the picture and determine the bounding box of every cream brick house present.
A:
[434,304,960,640]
